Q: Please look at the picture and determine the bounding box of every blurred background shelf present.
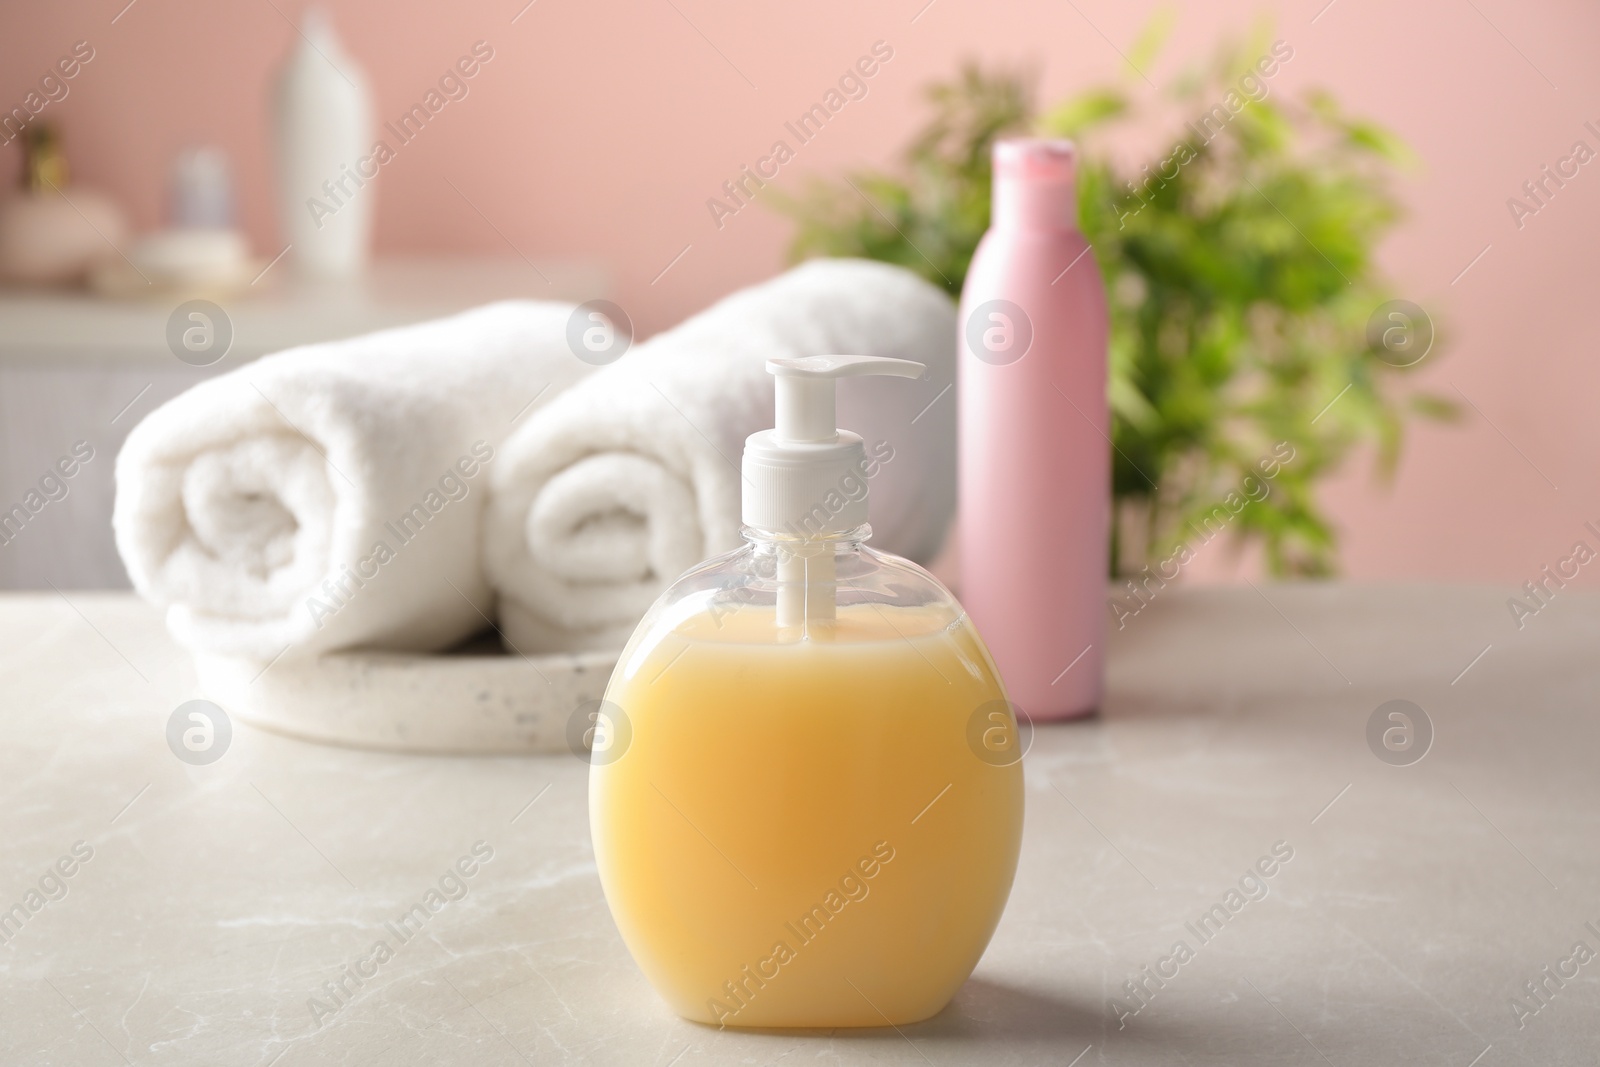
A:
[0,257,608,590]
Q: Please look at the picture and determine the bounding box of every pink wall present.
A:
[4,0,1598,586]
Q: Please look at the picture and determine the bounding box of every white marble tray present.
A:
[192,633,618,754]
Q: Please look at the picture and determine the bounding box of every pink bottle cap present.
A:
[992,139,1076,228]
[993,139,1076,183]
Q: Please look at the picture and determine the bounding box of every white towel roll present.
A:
[486,259,958,653]
[114,300,595,661]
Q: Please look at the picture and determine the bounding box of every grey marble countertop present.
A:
[2,584,1595,1065]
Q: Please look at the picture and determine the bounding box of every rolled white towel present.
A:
[114,300,595,661]
[486,259,958,653]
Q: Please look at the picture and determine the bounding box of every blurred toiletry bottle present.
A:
[591,356,1024,1028]
[272,8,373,280]
[0,124,128,286]
[958,138,1109,721]
[171,146,236,230]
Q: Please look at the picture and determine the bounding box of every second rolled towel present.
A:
[485,259,958,653]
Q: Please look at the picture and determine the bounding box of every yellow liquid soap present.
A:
[591,601,1025,1028]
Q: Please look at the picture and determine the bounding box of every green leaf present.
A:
[1040,89,1128,138]
[1127,6,1177,79]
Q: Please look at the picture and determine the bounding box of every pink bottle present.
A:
[958,139,1109,721]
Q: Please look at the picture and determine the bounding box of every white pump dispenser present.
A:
[742,354,925,536]
[740,354,926,628]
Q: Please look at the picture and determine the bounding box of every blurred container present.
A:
[0,125,127,286]
[957,138,1109,721]
[272,8,373,280]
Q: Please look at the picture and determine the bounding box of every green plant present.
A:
[777,27,1453,577]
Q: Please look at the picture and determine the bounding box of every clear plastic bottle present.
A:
[591,356,1025,1028]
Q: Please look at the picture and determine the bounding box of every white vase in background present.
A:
[272,8,373,281]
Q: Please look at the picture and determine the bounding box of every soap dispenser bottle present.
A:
[591,355,1025,1029]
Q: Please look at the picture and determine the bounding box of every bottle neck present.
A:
[23,128,67,194]
[742,523,870,552]
[991,171,1077,231]
[743,524,869,629]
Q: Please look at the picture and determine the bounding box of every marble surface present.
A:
[2,584,1596,1066]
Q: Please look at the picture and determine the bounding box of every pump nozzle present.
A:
[768,355,926,444]
[744,354,928,630]
[743,355,926,538]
